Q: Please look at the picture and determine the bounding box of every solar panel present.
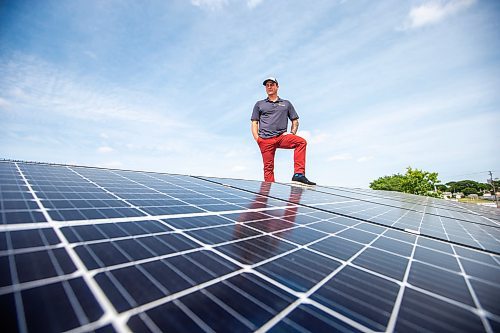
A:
[201,177,500,254]
[1,160,499,333]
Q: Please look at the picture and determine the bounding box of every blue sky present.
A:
[1,0,499,188]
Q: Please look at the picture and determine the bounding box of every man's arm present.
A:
[291,119,299,135]
[251,121,259,141]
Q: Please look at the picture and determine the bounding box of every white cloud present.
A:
[327,154,373,163]
[190,0,263,10]
[404,0,476,29]
[224,147,254,158]
[97,146,114,154]
[0,97,9,108]
[9,87,29,100]
[356,156,374,163]
[0,55,190,128]
[84,50,97,60]
[191,0,228,10]
[297,130,330,145]
[2,1,498,189]
[97,160,123,169]
[328,153,352,161]
[231,165,247,172]
[247,0,264,9]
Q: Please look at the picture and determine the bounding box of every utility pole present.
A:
[489,171,499,208]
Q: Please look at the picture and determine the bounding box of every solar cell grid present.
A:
[0,163,46,225]
[202,176,500,255]
[306,183,500,228]
[325,185,500,224]
[1,160,499,333]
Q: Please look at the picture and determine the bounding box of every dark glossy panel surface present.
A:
[0,163,47,225]
[395,288,484,333]
[413,246,460,272]
[129,273,296,332]
[309,236,364,261]
[223,211,275,223]
[21,278,103,333]
[455,246,498,265]
[408,262,474,306]
[216,235,297,265]
[417,237,454,253]
[353,247,409,281]
[307,220,348,234]
[95,324,117,333]
[2,210,46,224]
[470,279,500,316]
[256,249,341,292]
[0,293,19,332]
[269,304,362,332]
[459,257,500,285]
[75,233,200,269]
[311,266,399,331]
[15,248,76,283]
[9,228,60,248]
[337,228,379,244]
[48,207,146,221]
[489,319,500,333]
[372,236,414,256]
[2,161,500,333]
[202,177,500,255]
[98,250,242,312]
[186,224,262,245]
[62,220,171,243]
[273,226,327,245]
[0,232,7,251]
[247,218,295,233]
[163,215,233,230]
[0,255,12,287]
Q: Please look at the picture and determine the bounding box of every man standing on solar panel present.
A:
[251,77,316,185]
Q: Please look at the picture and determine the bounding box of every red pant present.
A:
[257,133,307,182]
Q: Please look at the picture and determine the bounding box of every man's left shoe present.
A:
[292,173,316,186]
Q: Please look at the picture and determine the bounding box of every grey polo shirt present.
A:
[251,97,299,138]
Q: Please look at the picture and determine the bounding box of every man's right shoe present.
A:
[292,173,316,186]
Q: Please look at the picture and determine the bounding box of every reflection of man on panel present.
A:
[233,183,304,264]
[251,77,315,185]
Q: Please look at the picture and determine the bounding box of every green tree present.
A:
[369,174,405,192]
[477,183,490,193]
[441,177,498,196]
[488,179,500,194]
[447,180,481,193]
[446,181,457,193]
[401,167,439,196]
[463,187,478,196]
[370,167,440,197]
[436,184,448,192]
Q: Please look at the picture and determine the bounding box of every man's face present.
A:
[265,81,278,95]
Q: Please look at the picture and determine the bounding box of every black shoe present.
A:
[292,173,316,186]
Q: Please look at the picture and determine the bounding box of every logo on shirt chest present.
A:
[271,103,286,109]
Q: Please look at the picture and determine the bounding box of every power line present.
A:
[489,171,499,208]
[440,170,499,179]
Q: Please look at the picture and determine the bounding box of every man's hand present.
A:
[251,120,259,142]
[291,119,299,135]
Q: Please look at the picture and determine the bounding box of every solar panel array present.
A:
[1,160,499,333]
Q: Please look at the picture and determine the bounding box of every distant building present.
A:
[442,192,452,199]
